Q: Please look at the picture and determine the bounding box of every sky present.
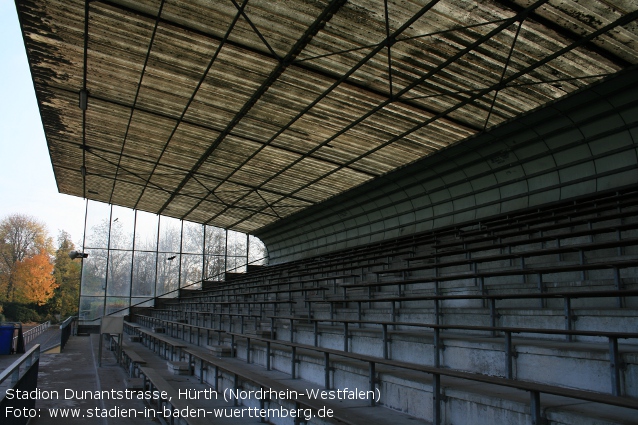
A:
[1,1,87,244]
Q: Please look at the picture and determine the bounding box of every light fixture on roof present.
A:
[69,250,89,259]
[79,89,88,110]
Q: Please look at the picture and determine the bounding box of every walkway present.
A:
[27,327,61,352]
[28,334,145,425]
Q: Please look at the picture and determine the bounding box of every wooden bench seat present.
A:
[376,237,638,276]
[461,193,638,238]
[409,220,638,264]
[120,340,147,377]
[342,259,638,298]
[433,208,638,251]
[181,345,353,424]
[136,327,187,361]
[225,332,638,412]
[138,366,208,425]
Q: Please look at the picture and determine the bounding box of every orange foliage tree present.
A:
[12,252,57,305]
[0,214,53,302]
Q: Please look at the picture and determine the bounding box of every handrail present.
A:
[268,314,637,395]
[316,288,638,303]
[59,316,76,328]
[140,303,638,397]
[227,331,638,410]
[0,344,40,387]
[59,316,77,351]
[268,315,638,340]
[15,321,50,347]
[80,255,268,322]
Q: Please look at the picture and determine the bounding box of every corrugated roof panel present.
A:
[17,0,638,231]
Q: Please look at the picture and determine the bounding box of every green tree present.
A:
[49,231,81,318]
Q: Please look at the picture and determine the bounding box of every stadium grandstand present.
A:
[5,0,638,424]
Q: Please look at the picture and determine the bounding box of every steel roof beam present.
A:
[226,0,559,228]
[49,84,377,179]
[236,7,638,230]
[108,0,166,205]
[165,0,350,221]
[492,0,633,69]
[95,0,479,133]
[133,0,252,211]
[204,0,447,226]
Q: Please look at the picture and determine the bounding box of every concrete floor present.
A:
[26,334,146,425]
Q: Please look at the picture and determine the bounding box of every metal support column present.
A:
[530,391,541,425]
[505,331,513,379]
[433,374,442,425]
[324,352,330,389]
[609,336,622,396]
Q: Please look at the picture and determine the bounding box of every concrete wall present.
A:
[256,71,638,264]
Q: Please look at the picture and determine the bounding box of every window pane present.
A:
[79,295,104,321]
[156,252,179,297]
[180,254,202,289]
[227,230,247,272]
[132,251,156,297]
[135,211,158,251]
[81,248,106,296]
[249,235,267,265]
[105,297,129,316]
[106,250,132,297]
[205,226,226,256]
[204,255,225,280]
[84,201,111,249]
[182,221,203,255]
[131,297,154,308]
[109,205,134,250]
[159,216,181,253]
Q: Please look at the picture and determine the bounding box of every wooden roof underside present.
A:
[17,0,638,233]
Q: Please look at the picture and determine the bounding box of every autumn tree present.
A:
[12,252,57,305]
[49,231,81,317]
[0,214,53,302]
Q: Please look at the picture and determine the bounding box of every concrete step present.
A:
[285,323,638,396]
[232,338,637,425]
[131,323,431,425]
[308,305,638,335]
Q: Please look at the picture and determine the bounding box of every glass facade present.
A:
[78,200,267,321]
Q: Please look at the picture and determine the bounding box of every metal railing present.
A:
[14,321,50,347]
[79,255,268,324]
[59,316,77,352]
[0,344,40,425]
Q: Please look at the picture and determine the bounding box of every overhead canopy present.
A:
[17,0,638,233]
